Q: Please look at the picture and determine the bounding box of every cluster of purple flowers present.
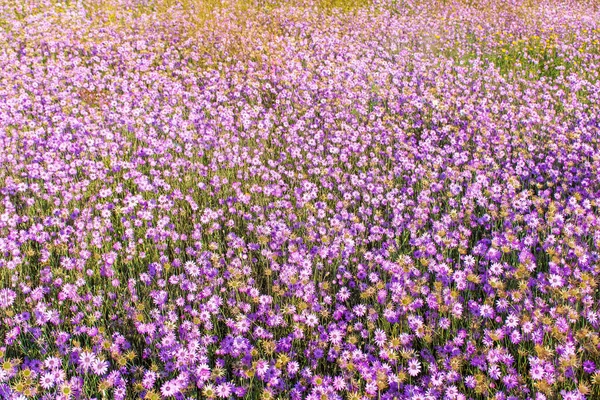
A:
[0,0,599,399]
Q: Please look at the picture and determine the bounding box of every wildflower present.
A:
[530,364,545,380]
[160,380,180,397]
[79,351,96,372]
[202,384,216,398]
[374,329,387,347]
[92,359,109,376]
[548,274,564,288]
[583,360,596,374]
[0,289,16,309]
[329,329,344,345]
[287,361,300,376]
[408,359,422,377]
[215,383,232,398]
[305,314,318,327]
[40,373,55,389]
[60,384,72,398]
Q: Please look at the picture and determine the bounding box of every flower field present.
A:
[0,0,599,398]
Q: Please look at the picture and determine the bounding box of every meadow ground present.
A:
[0,0,599,399]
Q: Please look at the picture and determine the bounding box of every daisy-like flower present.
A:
[329,329,344,345]
[160,380,180,397]
[305,314,318,327]
[522,321,535,334]
[184,261,200,277]
[583,360,596,374]
[114,386,126,399]
[365,381,377,396]
[92,359,109,376]
[488,364,501,380]
[408,359,422,377]
[60,384,73,399]
[53,369,67,384]
[548,274,564,288]
[530,364,545,380]
[333,376,346,391]
[256,360,269,377]
[445,386,459,399]
[505,314,519,328]
[463,375,476,389]
[510,330,522,344]
[374,329,387,347]
[202,384,216,398]
[287,361,300,376]
[44,357,62,370]
[0,289,16,309]
[40,373,55,389]
[215,382,232,398]
[79,351,96,372]
[489,263,503,276]
[480,304,494,319]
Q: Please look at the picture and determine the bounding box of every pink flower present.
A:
[161,380,180,397]
[216,383,232,398]
[40,373,55,389]
[79,351,96,372]
[408,359,422,377]
[0,289,16,308]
